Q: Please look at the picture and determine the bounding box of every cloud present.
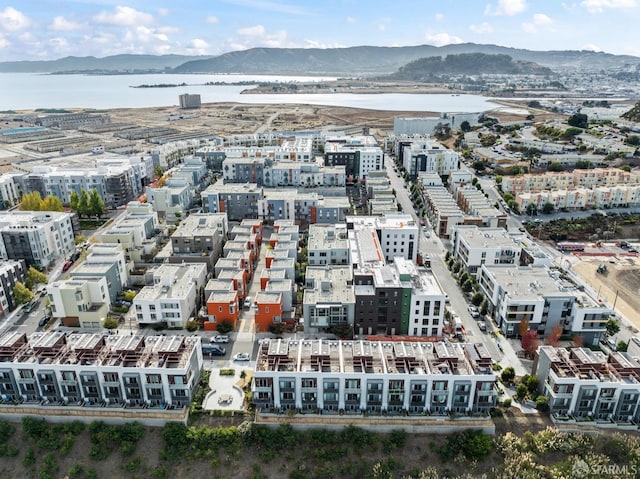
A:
[49,16,82,32]
[581,0,636,13]
[0,33,8,48]
[93,6,154,27]
[425,32,463,46]
[346,16,357,24]
[185,38,210,55]
[158,26,180,34]
[224,0,307,15]
[485,0,527,16]
[124,26,168,44]
[237,25,265,37]
[158,8,169,16]
[303,39,345,49]
[435,13,445,22]
[582,43,603,51]
[205,15,219,24]
[522,12,553,32]
[377,17,392,32]
[470,22,493,33]
[229,25,290,50]
[0,7,32,32]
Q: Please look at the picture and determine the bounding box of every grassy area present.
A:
[78,219,110,230]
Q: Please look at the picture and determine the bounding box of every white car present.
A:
[233,352,250,361]
[243,297,252,309]
[210,335,229,343]
[468,306,480,318]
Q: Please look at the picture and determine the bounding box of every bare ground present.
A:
[571,256,640,332]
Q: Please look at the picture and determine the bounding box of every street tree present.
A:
[542,202,554,214]
[41,195,64,212]
[606,318,620,337]
[78,189,90,218]
[526,203,538,216]
[545,325,563,347]
[471,291,484,307]
[519,318,530,338]
[19,191,43,211]
[480,299,489,316]
[521,330,540,357]
[25,266,47,291]
[13,282,34,305]
[89,188,106,218]
[69,191,79,213]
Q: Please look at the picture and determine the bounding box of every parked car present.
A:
[62,260,73,272]
[468,305,480,318]
[243,297,252,309]
[478,322,487,332]
[233,352,250,361]
[38,315,51,328]
[202,344,226,356]
[210,335,229,343]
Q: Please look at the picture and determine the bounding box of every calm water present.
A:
[0,73,499,112]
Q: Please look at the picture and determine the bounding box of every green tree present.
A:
[501,366,516,385]
[25,266,47,290]
[547,162,564,172]
[526,203,538,216]
[567,113,588,129]
[460,120,471,132]
[616,340,628,352]
[13,282,34,305]
[19,191,43,211]
[620,164,632,172]
[480,299,489,316]
[74,234,87,245]
[606,318,620,337]
[535,395,550,412]
[69,191,79,213]
[103,318,119,329]
[185,320,199,332]
[331,322,353,340]
[78,189,90,218]
[542,202,554,214]
[89,189,106,218]
[472,160,486,171]
[216,320,234,334]
[41,195,64,212]
[471,291,484,307]
[154,165,164,178]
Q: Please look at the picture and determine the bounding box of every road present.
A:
[386,160,504,360]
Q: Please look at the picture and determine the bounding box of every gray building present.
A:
[0,260,27,315]
[201,182,263,222]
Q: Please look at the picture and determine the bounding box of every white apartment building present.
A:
[396,258,447,338]
[477,265,611,345]
[516,184,640,211]
[0,331,203,408]
[534,346,640,423]
[347,215,419,264]
[0,173,22,209]
[501,168,639,195]
[145,183,192,224]
[398,138,459,178]
[0,211,76,268]
[307,224,350,266]
[253,338,497,415]
[452,226,521,275]
[48,277,110,329]
[133,263,208,328]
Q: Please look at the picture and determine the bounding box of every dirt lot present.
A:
[571,255,640,331]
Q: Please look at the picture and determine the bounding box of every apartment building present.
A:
[452,226,521,275]
[133,263,208,328]
[70,244,130,308]
[393,114,481,136]
[347,214,419,264]
[145,182,192,224]
[0,260,27,316]
[0,173,22,209]
[308,224,350,266]
[395,137,459,180]
[168,213,225,274]
[422,187,465,239]
[454,186,507,228]
[100,203,159,262]
[253,338,497,415]
[150,140,201,170]
[477,265,611,345]
[516,184,640,211]
[303,266,355,334]
[201,182,263,221]
[0,211,76,268]
[534,346,640,423]
[324,136,384,181]
[47,277,110,329]
[257,190,349,226]
[0,331,202,408]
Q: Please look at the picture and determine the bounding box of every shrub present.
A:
[103,317,119,329]
[388,429,407,449]
[185,319,199,332]
[220,369,236,376]
[216,320,234,334]
[502,398,512,408]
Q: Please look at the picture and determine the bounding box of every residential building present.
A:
[254,291,284,332]
[47,277,110,329]
[307,224,350,266]
[205,289,240,331]
[533,346,640,423]
[145,183,192,224]
[454,186,507,228]
[150,140,201,170]
[347,215,419,264]
[303,266,355,334]
[168,213,226,274]
[422,187,465,239]
[100,202,159,262]
[0,174,22,209]
[393,114,482,136]
[452,226,521,275]
[252,338,497,415]
[0,260,27,315]
[201,182,263,221]
[0,211,76,268]
[324,135,384,181]
[477,265,610,344]
[133,263,208,328]
[0,331,202,408]
[395,137,459,179]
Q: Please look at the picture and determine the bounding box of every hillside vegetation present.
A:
[622,101,640,122]
[387,53,553,80]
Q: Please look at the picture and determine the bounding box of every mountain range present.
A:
[0,44,638,75]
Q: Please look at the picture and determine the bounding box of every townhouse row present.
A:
[253,338,497,415]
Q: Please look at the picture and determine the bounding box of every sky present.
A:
[0,0,639,62]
